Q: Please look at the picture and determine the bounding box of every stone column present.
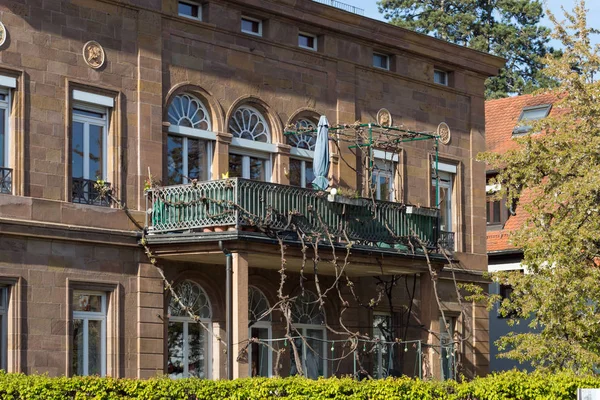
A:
[274,143,291,185]
[419,273,441,380]
[232,252,249,379]
[213,132,232,180]
[137,263,165,378]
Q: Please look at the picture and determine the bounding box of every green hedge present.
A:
[0,370,598,399]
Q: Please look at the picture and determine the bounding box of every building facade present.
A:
[485,93,558,372]
[0,0,502,379]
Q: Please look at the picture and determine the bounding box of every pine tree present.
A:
[378,0,556,98]
[480,1,600,371]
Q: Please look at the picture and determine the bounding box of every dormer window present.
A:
[513,104,551,136]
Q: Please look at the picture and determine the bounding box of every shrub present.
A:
[0,370,597,399]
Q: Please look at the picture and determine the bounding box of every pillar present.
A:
[137,263,165,378]
[232,252,249,378]
[419,273,441,379]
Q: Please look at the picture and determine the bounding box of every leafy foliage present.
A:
[479,1,600,372]
[378,0,557,98]
[0,371,596,399]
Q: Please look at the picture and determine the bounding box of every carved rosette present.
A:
[0,21,6,48]
[438,122,451,145]
[377,108,392,127]
[82,41,105,69]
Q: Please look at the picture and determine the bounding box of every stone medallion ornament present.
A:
[83,41,105,69]
[0,22,6,47]
[377,108,392,127]
[438,122,451,144]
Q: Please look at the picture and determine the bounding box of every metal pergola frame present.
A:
[284,122,442,210]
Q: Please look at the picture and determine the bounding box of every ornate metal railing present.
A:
[440,231,455,253]
[72,178,111,207]
[312,0,364,15]
[0,167,12,194]
[146,178,447,251]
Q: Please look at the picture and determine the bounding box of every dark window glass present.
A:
[299,34,315,49]
[167,135,184,185]
[434,70,448,85]
[487,198,501,225]
[373,54,389,69]
[289,159,302,187]
[228,154,243,178]
[178,1,199,18]
[242,18,260,34]
[72,122,84,179]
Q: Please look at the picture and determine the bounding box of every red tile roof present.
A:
[485,93,559,252]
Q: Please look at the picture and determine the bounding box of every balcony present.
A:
[313,0,364,15]
[0,167,11,194]
[72,178,111,207]
[145,178,451,254]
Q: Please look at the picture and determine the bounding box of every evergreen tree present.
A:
[479,1,600,371]
[378,0,556,98]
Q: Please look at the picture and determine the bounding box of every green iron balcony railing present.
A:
[145,178,446,251]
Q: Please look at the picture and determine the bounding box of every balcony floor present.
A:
[145,229,448,277]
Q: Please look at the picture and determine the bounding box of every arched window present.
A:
[288,118,317,188]
[228,105,272,182]
[166,93,214,185]
[290,291,327,378]
[167,280,212,379]
[248,286,272,377]
[229,106,270,143]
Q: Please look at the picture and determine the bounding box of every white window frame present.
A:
[72,102,109,181]
[168,315,213,379]
[434,69,449,86]
[432,170,454,233]
[289,148,314,188]
[178,0,202,21]
[372,158,396,201]
[0,287,8,371]
[372,311,392,378]
[72,291,107,376]
[440,316,457,380]
[167,135,213,184]
[294,325,327,378]
[248,321,273,377]
[373,53,390,71]
[229,149,272,182]
[241,15,263,37]
[0,88,11,171]
[298,32,317,51]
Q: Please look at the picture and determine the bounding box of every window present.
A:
[167,93,213,185]
[298,32,317,51]
[440,316,456,380]
[0,287,7,371]
[371,159,395,201]
[228,106,272,181]
[288,118,317,188]
[513,104,552,135]
[72,291,106,376]
[431,170,454,232]
[168,280,212,379]
[71,98,110,206]
[373,53,389,70]
[434,69,448,86]
[178,1,201,20]
[248,286,272,377]
[290,291,326,379]
[0,87,11,194]
[487,197,501,225]
[241,16,262,36]
[372,312,392,378]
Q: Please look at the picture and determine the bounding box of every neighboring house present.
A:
[485,93,558,372]
[0,0,502,380]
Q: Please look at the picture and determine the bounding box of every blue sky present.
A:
[352,0,600,47]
